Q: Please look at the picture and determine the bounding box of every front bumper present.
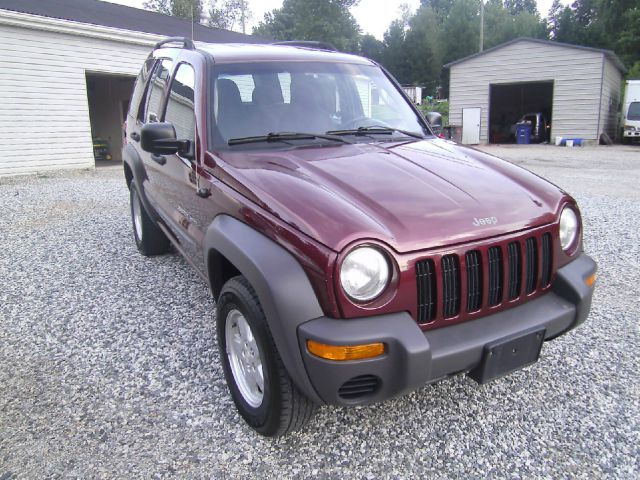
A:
[623,130,640,138]
[298,254,596,406]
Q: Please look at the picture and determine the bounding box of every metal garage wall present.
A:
[0,12,158,176]
[449,40,609,143]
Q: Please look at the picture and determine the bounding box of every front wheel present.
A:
[129,184,170,256]
[217,276,316,436]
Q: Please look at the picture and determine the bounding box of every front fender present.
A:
[204,215,324,404]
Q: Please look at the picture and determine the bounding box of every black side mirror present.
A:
[141,122,191,157]
[426,112,443,134]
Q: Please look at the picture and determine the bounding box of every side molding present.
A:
[204,215,325,404]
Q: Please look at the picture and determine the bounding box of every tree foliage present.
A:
[208,0,252,32]
[253,0,361,52]
[144,0,203,22]
[550,0,640,71]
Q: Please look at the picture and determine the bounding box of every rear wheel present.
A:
[217,276,316,436]
[129,184,170,256]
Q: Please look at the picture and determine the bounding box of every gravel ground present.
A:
[1,145,639,478]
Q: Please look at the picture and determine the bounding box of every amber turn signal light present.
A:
[306,340,385,361]
[585,273,597,287]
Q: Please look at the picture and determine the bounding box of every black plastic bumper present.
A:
[297,254,596,406]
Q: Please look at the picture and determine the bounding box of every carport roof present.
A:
[444,37,626,73]
[0,0,265,44]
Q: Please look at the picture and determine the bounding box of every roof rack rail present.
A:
[274,40,337,52]
[154,37,195,51]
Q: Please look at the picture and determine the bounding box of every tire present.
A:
[217,276,316,436]
[129,183,170,256]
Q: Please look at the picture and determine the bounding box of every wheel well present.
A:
[208,249,241,300]
[123,162,133,188]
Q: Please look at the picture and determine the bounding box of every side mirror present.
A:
[426,112,443,134]
[141,122,191,157]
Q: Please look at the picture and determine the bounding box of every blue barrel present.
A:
[516,123,532,144]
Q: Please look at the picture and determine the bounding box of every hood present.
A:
[214,138,566,253]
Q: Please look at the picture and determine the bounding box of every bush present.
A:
[419,100,449,126]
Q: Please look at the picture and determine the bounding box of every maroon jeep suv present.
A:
[123,38,596,436]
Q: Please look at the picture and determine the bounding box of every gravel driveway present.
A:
[1,145,639,478]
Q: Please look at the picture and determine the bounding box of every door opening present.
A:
[489,81,553,144]
[85,72,136,166]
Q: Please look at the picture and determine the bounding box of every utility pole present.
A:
[479,0,484,52]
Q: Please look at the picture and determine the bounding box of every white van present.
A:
[622,80,640,143]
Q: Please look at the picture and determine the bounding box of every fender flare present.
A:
[204,215,324,404]
[122,143,156,216]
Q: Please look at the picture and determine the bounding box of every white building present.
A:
[445,38,626,145]
[0,0,259,176]
[402,86,423,105]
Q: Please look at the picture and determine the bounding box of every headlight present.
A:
[559,207,579,251]
[340,247,389,302]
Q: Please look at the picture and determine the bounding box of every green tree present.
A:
[547,0,564,39]
[503,0,537,15]
[404,6,442,90]
[143,0,170,15]
[483,2,547,50]
[617,7,640,70]
[380,19,412,83]
[440,0,479,65]
[208,0,252,32]
[144,0,203,22]
[359,34,384,61]
[253,0,361,53]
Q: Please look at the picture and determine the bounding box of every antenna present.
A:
[191,3,195,43]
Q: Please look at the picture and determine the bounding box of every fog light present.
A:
[306,340,385,361]
[585,273,597,287]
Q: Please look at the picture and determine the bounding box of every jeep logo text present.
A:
[472,216,498,226]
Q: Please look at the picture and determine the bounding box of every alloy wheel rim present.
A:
[132,190,143,240]
[225,309,264,407]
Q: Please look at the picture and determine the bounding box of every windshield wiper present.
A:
[228,131,352,146]
[327,125,425,139]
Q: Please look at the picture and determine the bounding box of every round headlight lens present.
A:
[340,247,390,302]
[559,207,579,251]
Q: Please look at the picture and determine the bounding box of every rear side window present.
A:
[131,57,157,122]
[628,102,640,120]
[144,59,173,123]
[164,63,196,142]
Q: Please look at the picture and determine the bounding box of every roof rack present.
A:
[274,40,337,52]
[154,37,195,51]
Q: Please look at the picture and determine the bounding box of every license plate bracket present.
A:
[468,328,545,384]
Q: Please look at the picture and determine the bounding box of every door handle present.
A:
[151,154,166,165]
[130,132,140,142]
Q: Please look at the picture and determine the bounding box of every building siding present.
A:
[449,40,608,144]
[599,57,623,139]
[0,22,152,176]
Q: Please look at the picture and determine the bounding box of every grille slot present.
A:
[416,259,436,323]
[338,375,380,400]
[414,228,555,328]
[442,254,461,318]
[525,237,538,294]
[507,241,522,300]
[541,233,552,287]
[465,250,482,312]
[488,246,503,306]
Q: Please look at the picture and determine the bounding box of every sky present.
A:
[105,0,569,40]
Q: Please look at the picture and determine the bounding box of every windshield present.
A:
[210,61,429,148]
[628,102,640,121]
